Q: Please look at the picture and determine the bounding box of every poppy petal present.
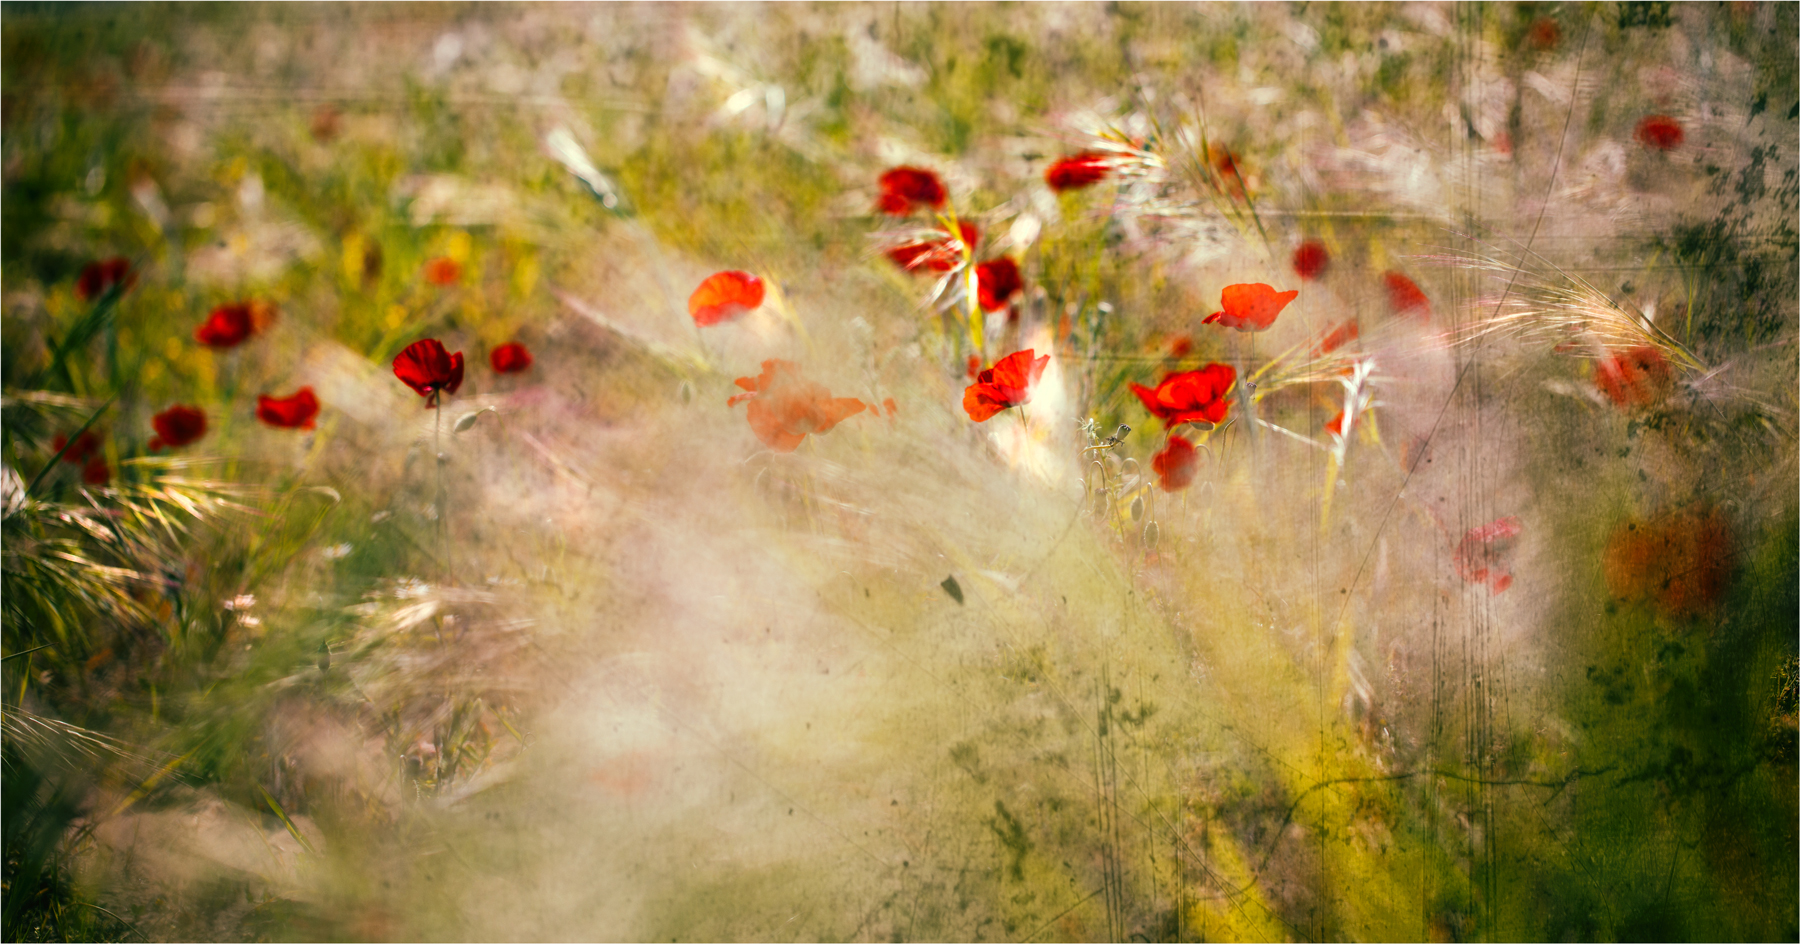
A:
[1202,283,1299,332]
[689,270,766,326]
[1383,271,1431,319]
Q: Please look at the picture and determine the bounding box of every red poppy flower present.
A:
[393,339,465,400]
[887,221,978,273]
[1168,335,1193,359]
[151,405,206,449]
[1325,410,1346,437]
[876,166,947,215]
[1314,320,1360,356]
[423,257,462,285]
[1603,506,1732,618]
[1045,152,1113,192]
[194,301,275,348]
[256,387,320,430]
[1130,363,1236,427]
[727,359,866,453]
[1152,435,1200,492]
[75,257,133,301]
[490,341,533,374]
[974,257,1023,312]
[1202,283,1299,332]
[81,455,110,486]
[1526,18,1561,51]
[52,430,102,464]
[1382,271,1431,319]
[966,354,981,379]
[1453,516,1522,593]
[1292,240,1330,280]
[1210,146,1248,198]
[1595,345,1673,408]
[688,270,765,327]
[962,349,1050,422]
[1634,115,1684,151]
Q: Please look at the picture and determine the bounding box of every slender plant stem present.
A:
[433,390,448,583]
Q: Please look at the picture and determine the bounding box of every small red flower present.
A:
[52,430,103,464]
[256,387,320,430]
[1202,283,1299,332]
[1634,115,1684,151]
[963,349,1050,422]
[727,360,867,453]
[1382,271,1431,319]
[194,301,275,348]
[1453,516,1522,594]
[1314,320,1361,356]
[1045,152,1113,192]
[81,455,110,485]
[1210,146,1248,198]
[1168,335,1193,359]
[1603,506,1732,618]
[967,354,982,379]
[490,341,533,374]
[423,256,462,285]
[974,257,1023,312]
[75,257,133,301]
[1151,435,1200,492]
[151,405,207,449]
[1594,345,1672,408]
[1129,363,1236,428]
[1526,17,1561,51]
[876,166,947,215]
[393,339,465,400]
[887,221,978,273]
[1325,410,1346,438]
[688,270,765,326]
[1292,240,1330,280]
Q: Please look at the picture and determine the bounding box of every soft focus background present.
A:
[3,3,1796,941]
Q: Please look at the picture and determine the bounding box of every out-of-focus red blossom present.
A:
[1526,17,1561,51]
[1453,516,1522,594]
[81,456,109,485]
[392,339,465,399]
[195,301,274,348]
[1151,435,1200,492]
[1594,345,1673,407]
[1604,507,1733,618]
[53,430,103,464]
[423,257,462,285]
[727,359,866,452]
[1325,411,1346,437]
[887,221,978,273]
[975,257,1023,312]
[962,349,1049,422]
[876,166,947,215]
[967,354,982,379]
[1382,271,1431,319]
[1045,152,1113,192]
[151,405,206,449]
[1314,320,1360,356]
[76,257,133,301]
[1292,240,1330,281]
[1634,115,1684,151]
[1202,283,1299,332]
[1168,335,1193,359]
[1130,363,1236,428]
[490,342,533,374]
[256,387,320,430]
[1209,145,1247,197]
[688,270,765,326]
[881,397,898,417]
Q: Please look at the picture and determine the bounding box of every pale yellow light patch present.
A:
[445,230,473,264]
[341,233,366,284]
[385,305,407,330]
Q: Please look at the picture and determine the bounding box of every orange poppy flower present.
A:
[1129,364,1236,427]
[963,349,1049,422]
[257,387,320,430]
[688,270,765,326]
[1453,516,1521,593]
[1324,410,1346,438]
[1152,435,1200,491]
[728,360,866,453]
[1382,271,1431,319]
[1595,346,1672,408]
[1202,283,1298,333]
